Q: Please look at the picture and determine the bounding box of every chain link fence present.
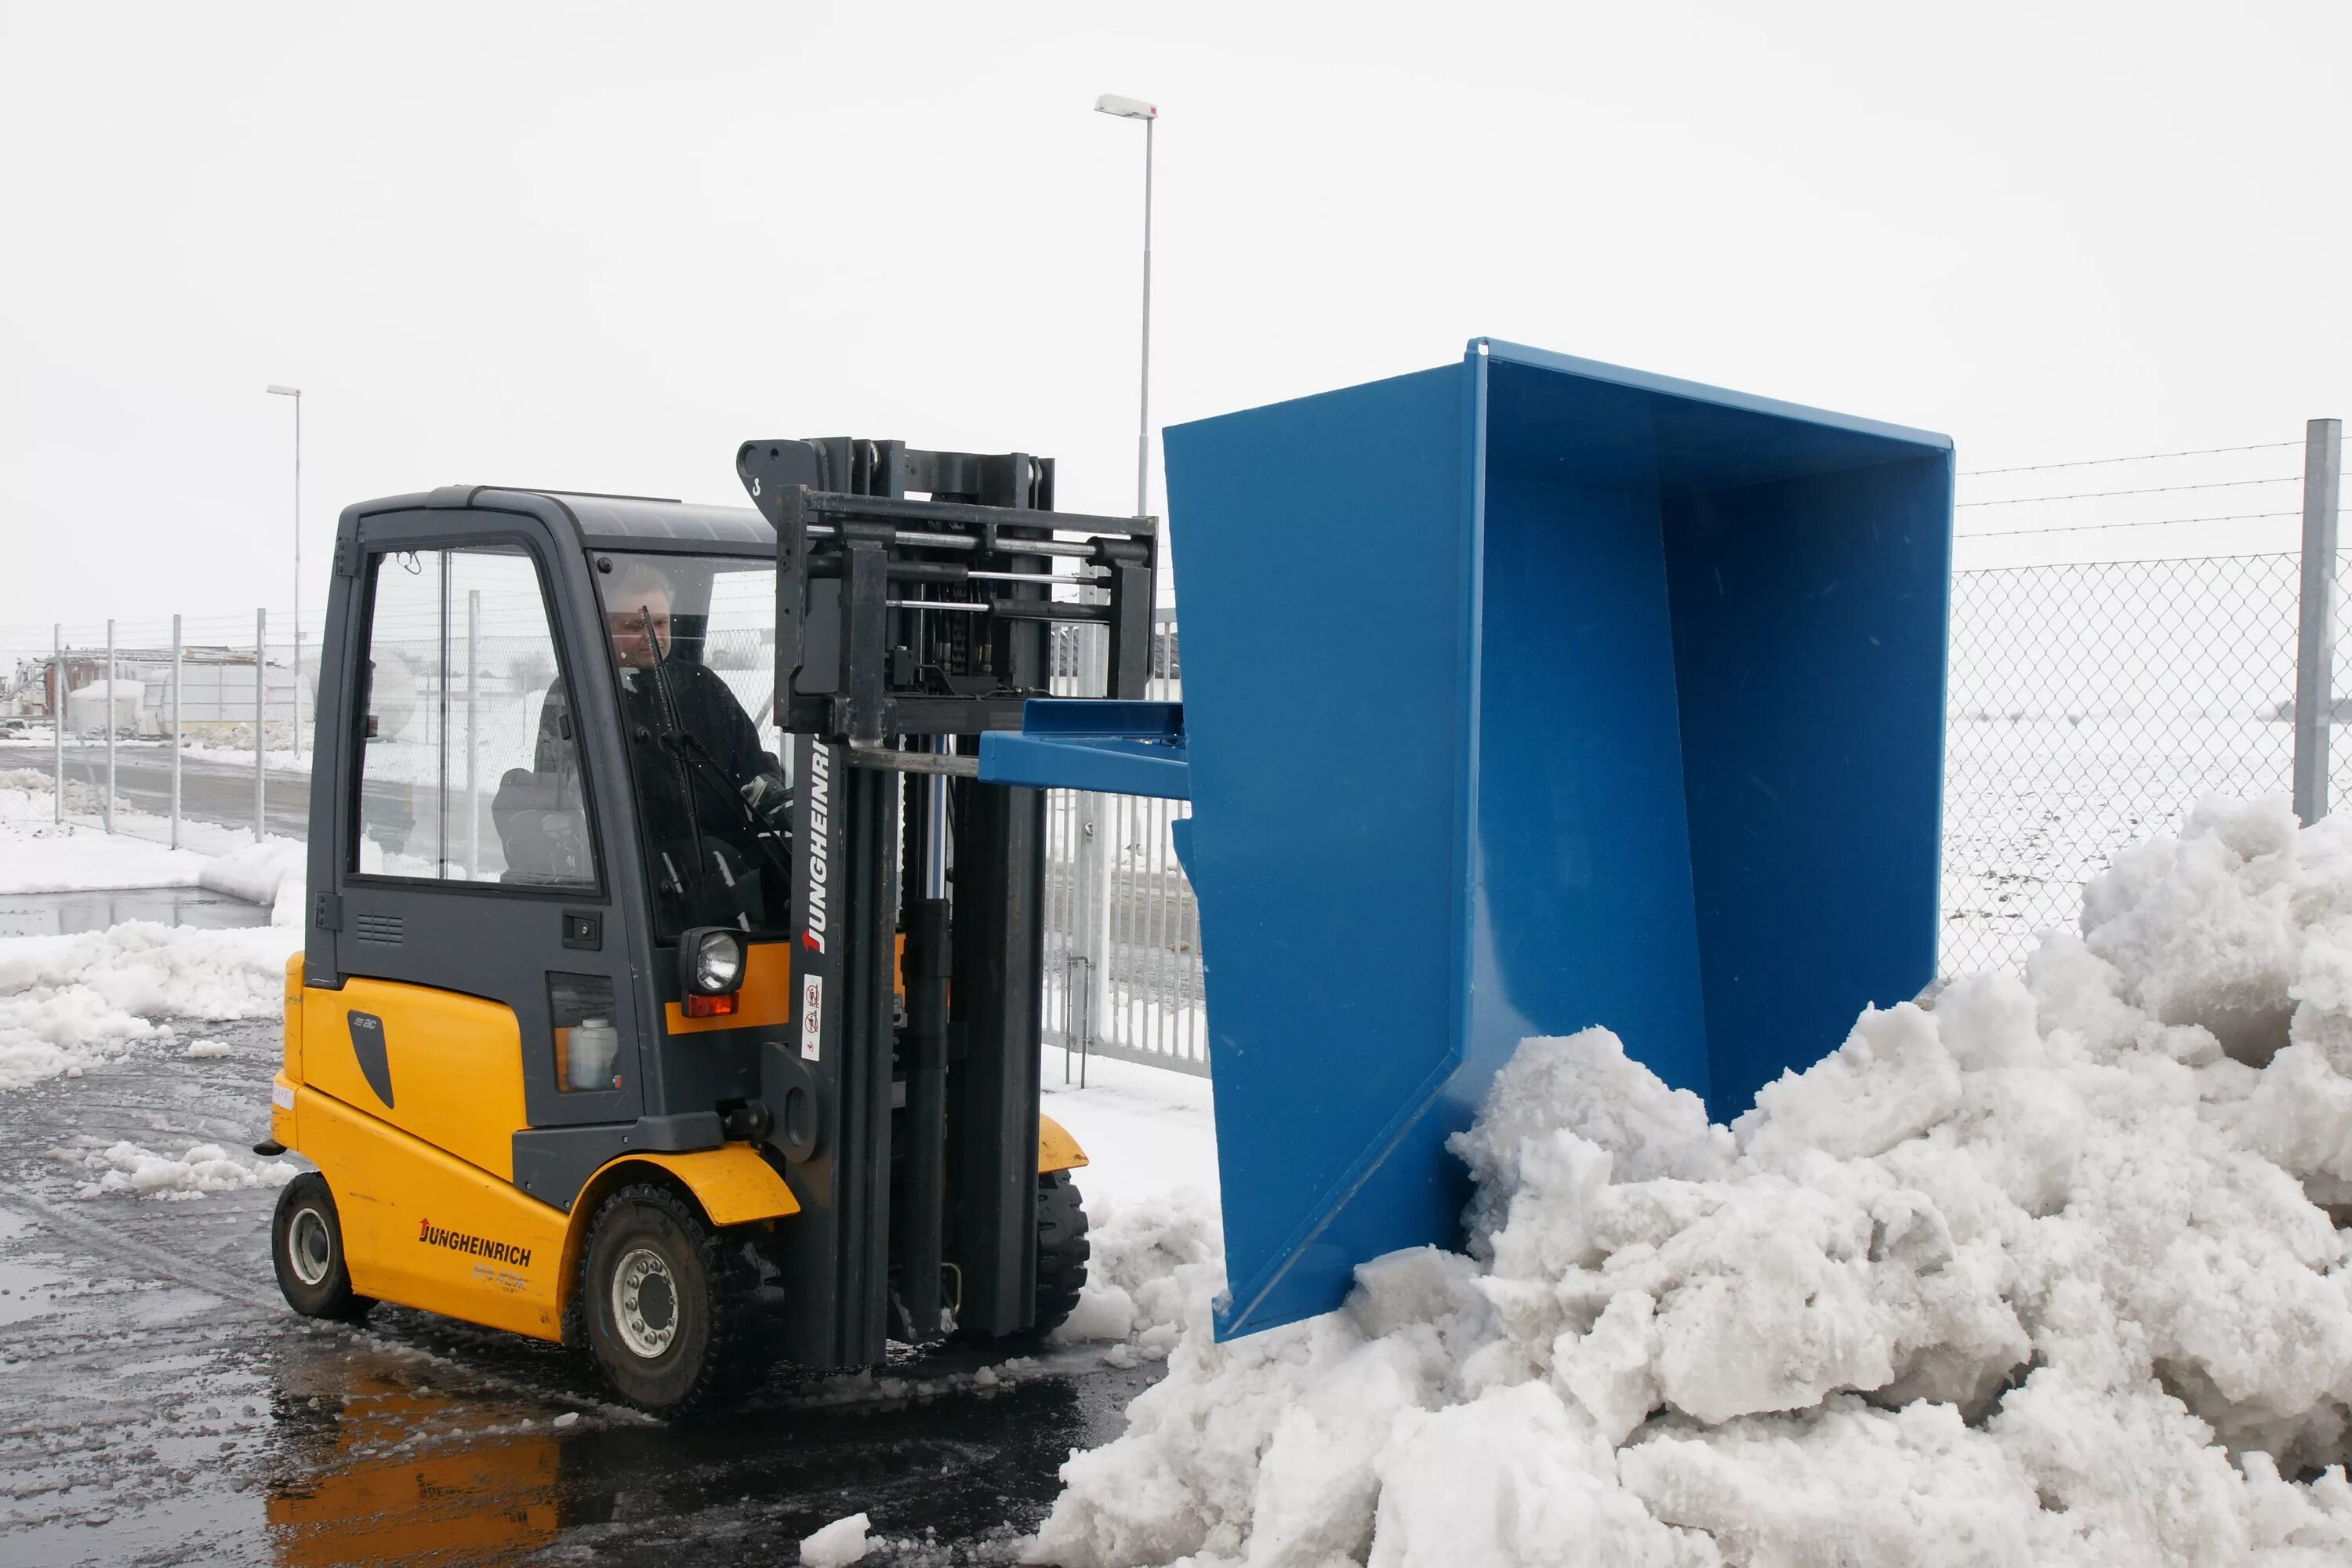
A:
[1937,553,2334,975]
[6,425,2337,1068]
[0,611,314,853]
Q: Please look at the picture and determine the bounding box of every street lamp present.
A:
[266,384,302,757]
[1094,93,1156,521]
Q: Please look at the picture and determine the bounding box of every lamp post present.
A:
[266,384,303,757]
[1094,93,1156,522]
[1075,94,1158,1073]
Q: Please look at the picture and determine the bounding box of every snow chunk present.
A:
[1050,1185,1221,1347]
[799,1511,871,1566]
[65,1138,296,1200]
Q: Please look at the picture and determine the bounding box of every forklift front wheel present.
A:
[1032,1170,1091,1337]
[579,1183,745,1417]
[271,1174,375,1322]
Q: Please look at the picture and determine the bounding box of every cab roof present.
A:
[358,485,777,556]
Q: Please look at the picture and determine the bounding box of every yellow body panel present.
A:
[270,1072,298,1150]
[281,952,304,1079]
[664,940,796,1036]
[622,1146,800,1227]
[296,1085,570,1340]
[303,979,527,1180]
[277,960,1073,1347]
[1039,1113,1088,1173]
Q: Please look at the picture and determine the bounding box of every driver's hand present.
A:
[739,770,792,829]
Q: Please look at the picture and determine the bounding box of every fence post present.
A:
[170,614,183,850]
[256,608,267,844]
[51,623,63,824]
[465,589,481,877]
[2294,417,2344,826]
[103,617,116,833]
[1073,623,1114,1062]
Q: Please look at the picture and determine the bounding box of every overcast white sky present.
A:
[2,0,2347,644]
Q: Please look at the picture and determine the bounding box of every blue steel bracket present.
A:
[975,700,1189,799]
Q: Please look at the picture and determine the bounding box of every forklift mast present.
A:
[735,438,1156,1367]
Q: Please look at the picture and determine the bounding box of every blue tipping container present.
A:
[1162,339,1954,1339]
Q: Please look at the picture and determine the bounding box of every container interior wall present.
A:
[1662,456,1952,1116]
[1471,465,1711,1102]
[1160,364,1479,1337]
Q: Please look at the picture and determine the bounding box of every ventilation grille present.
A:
[354,913,405,946]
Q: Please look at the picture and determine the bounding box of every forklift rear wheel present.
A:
[580,1183,758,1417]
[271,1174,374,1322]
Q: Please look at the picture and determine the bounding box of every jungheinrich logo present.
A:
[803,739,831,953]
[418,1218,532,1269]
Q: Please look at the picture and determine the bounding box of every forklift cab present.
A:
[273,449,1158,1414]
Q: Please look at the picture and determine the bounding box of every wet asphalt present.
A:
[0,1014,1158,1566]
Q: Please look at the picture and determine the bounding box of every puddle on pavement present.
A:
[1,1288,1153,1566]
[0,885,274,938]
[252,1336,1153,1566]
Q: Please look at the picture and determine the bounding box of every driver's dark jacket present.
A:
[534,657,771,848]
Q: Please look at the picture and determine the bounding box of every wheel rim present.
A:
[611,1246,679,1358]
[289,1207,332,1287]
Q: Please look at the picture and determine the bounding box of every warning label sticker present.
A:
[800,973,823,1061]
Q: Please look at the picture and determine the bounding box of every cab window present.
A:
[353,545,597,889]
[593,551,790,936]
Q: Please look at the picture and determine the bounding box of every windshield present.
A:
[586,551,790,940]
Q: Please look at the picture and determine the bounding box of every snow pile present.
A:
[0,922,295,1092]
[1053,1186,1222,1359]
[196,838,307,924]
[1032,798,2352,1567]
[0,766,97,818]
[64,1138,296,1200]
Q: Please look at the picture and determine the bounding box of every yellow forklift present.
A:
[259,440,1158,1414]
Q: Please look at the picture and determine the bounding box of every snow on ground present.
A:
[1044,1050,1218,1207]
[0,921,296,1093]
[167,738,310,774]
[1039,1050,1225,1358]
[1031,797,2352,1568]
[0,767,306,917]
[53,1134,297,1200]
[0,769,207,894]
[0,773,302,1091]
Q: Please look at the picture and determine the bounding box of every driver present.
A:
[521,561,791,927]
[597,564,789,841]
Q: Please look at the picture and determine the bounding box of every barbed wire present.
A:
[1958,474,2308,507]
[1958,510,2302,540]
[1958,441,2303,477]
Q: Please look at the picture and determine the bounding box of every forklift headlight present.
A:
[682,928,745,996]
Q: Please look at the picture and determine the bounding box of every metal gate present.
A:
[1040,613,1207,1075]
